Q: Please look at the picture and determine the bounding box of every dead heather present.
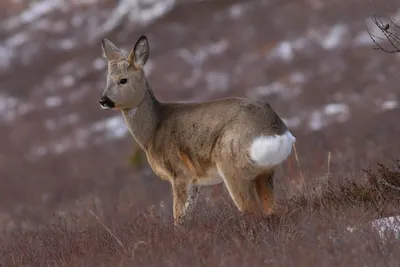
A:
[0,161,399,267]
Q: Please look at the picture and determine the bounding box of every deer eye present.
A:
[119,78,127,84]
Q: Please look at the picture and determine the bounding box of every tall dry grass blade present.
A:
[89,209,127,254]
[327,151,331,176]
[292,143,306,193]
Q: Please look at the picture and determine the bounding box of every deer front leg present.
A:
[171,180,199,225]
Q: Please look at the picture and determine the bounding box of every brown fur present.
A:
[254,170,275,215]
[99,36,294,225]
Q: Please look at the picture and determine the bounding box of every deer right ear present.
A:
[101,38,123,62]
[127,35,149,68]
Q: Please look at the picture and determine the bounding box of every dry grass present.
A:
[1,161,399,267]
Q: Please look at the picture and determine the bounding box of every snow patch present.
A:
[44,96,62,108]
[249,82,302,100]
[205,72,230,92]
[0,95,33,123]
[61,75,76,88]
[290,72,308,85]
[5,33,30,47]
[55,39,77,51]
[347,216,400,242]
[45,114,79,131]
[0,46,13,69]
[267,23,350,62]
[371,216,400,240]
[268,41,294,62]
[183,69,202,88]
[34,146,48,157]
[34,61,91,95]
[31,115,129,157]
[0,95,18,121]
[228,3,246,19]
[93,57,107,71]
[178,40,229,67]
[381,100,399,110]
[321,24,348,50]
[308,103,350,131]
[100,0,176,36]
[324,103,349,116]
[4,0,64,31]
[90,116,129,141]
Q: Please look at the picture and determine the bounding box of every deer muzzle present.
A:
[99,95,115,109]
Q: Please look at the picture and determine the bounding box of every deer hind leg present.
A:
[171,181,200,225]
[254,169,275,215]
[217,163,260,214]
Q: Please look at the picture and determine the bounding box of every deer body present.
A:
[100,36,296,225]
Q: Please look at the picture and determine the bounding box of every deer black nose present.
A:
[99,96,115,109]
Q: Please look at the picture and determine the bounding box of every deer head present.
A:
[99,35,150,110]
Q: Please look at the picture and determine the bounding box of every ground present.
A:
[0,0,400,266]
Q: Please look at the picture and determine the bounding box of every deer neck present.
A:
[121,83,162,150]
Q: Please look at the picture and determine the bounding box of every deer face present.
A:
[99,36,149,110]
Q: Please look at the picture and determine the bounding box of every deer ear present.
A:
[101,38,123,62]
[127,35,149,68]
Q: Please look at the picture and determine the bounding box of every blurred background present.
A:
[0,0,399,234]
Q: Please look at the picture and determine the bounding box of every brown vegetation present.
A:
[1,161,399,267]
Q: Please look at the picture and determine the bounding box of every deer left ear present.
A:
[101,38,123,62]
[127,35,149,68]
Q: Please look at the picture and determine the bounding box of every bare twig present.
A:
[367,0,400,53]
[89,209,127,254]
[384,3,400,30]
[379,179,400,191]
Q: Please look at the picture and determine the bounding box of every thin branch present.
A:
[378,179,400,191]
[385,3,400,30]
[367,0,400,53]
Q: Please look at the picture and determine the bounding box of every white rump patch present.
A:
[249,130,296,167]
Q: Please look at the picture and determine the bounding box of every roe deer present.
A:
[99,35,296,225]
